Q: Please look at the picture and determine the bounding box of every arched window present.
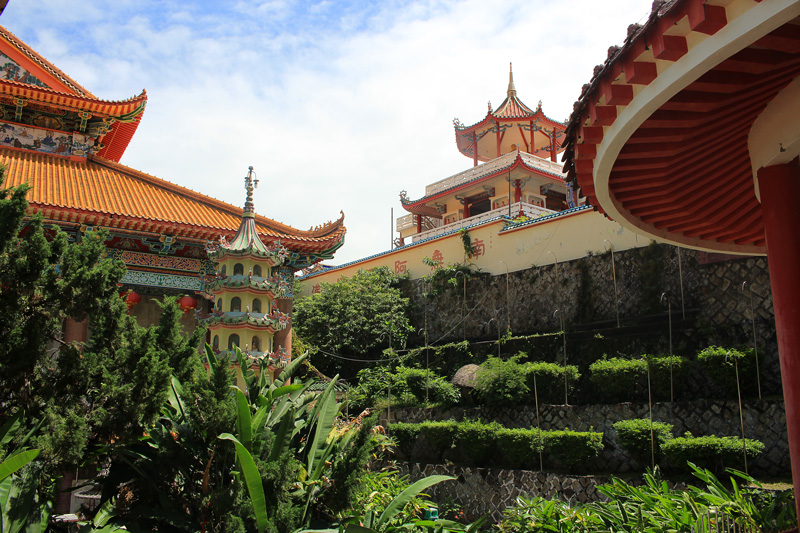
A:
[253,265,262,277]
[212,335,219,350]
[220,264,227,275]
[228,334,240,350]
[234,263,244,276]
[230,297,241,312]
[216,298,223,310]
[252,299,261,313]
[251,336,260,351]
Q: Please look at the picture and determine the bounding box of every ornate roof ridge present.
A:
[0,78,147,109]
[0,24,95,98]
[91,156,346,242]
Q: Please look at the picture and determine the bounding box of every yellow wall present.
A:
[218,257,272,278]
[211,328,273,353]
[298,210,661,294]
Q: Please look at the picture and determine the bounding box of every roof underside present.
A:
[563,0,800,254]
[1,148,346,253]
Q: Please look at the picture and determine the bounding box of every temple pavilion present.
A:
[0,24,346,361]
[561,0,800,515]
[397,65,573,245]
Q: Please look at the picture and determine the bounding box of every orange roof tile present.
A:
[0,148,346,253]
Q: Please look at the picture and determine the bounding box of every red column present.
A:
[514,179,522,204]
[473,133,478,167]
[495,123,501,158]
[273,297,293,378]
[463,201,470,219]
[550,132,557,162]
[758,157,800,519]
[416,214,422,233]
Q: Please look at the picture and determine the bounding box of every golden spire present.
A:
[508,62,516,97]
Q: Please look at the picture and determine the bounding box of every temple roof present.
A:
[2,148,346,254]
[0,24,146,162]
[561,0,800,254]
[400,150,565,216]
[453,65,567,163]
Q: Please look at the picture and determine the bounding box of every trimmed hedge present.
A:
[524,361,580,405]
[697,346,760,397]
[589,355,689,402]
[662,434,765,474]
[612,418,674,465]
[388,420,602,472]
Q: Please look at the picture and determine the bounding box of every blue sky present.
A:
[1,0,653,263]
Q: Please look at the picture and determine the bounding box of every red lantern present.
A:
[178,295,198,317]
[125,290,141,312]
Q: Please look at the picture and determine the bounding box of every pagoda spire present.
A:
[243,165,259,217]
[507,62,516,97]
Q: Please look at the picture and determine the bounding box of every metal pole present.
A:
[743,282,762,400]
[734,357,748,474]
[391,207,394,249]
[661,293,673,402]
[499,261,510,334]
[647,358,655,469]
[548,251,567,405]
[456,271,466,341]
[603,239,620,328]
[533,373,543,471]
[677,247,686,319]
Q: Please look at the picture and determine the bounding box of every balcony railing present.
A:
[396,213,442,232]
[411,202,554,243]
[424,151,564,197]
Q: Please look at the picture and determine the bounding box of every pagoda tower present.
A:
[201,167,292,375]
[453,64,567,166]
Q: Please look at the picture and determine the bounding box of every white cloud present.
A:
[1,0,652,263]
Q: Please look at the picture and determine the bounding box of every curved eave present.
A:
[563,0,800,255]
[455,108,568,162]
[0,81,147,116]
[401,152,565,213]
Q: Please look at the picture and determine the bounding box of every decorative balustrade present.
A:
[423,151,564,197]
[411,202,554,243]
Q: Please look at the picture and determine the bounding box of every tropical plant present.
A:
[474,356,530,406]
[350,366,460,410]
[662,434,765,474]
[0,412,48,533]
[524,360,580,405]
[697,346,760,397]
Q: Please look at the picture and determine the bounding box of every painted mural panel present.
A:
[0,52,49,88]
[0,121,94,158]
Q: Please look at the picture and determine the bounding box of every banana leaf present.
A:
[219,433,268,533]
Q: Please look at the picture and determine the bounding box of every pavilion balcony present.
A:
[410,201,554,243]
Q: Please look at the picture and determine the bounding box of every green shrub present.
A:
[662,434,765,474]
[496,428,544,470]
[589,356,647,402]
[697,346,760,397]
[387,422,421,458]
[612,418,674,465]
[542,430,604,470]
[474,356,530,406]
[524,361,580,405]
[589,355,688,402]
[351,365,460,410]
[419,421,459,460]
[456,419,502,466]
[644,354,690,400]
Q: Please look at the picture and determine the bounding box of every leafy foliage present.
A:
[294,267,413,378]
[524,360,580,405]
[612,418,674,465]
[474,356,530,406]
[350,365,460,410]
[496,465,796,533]
[662,434,765,474]
[697,346,761,397]
[589,354,688,402]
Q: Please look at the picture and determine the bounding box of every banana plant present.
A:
[0,412,47,533]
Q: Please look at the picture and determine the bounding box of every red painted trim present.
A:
[687,1,727,36]
[625,61,658,85]
[653,34,688,61]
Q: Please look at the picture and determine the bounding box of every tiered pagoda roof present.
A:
[2,148,346,257]
[453,64,567,162]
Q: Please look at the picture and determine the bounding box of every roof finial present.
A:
[508,62,516,96]
[243,166,258,216]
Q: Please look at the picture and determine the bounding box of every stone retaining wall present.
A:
[387,399,789,477]
[397,463,611,523]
